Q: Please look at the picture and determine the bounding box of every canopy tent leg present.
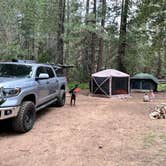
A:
[128,77,130,94]
[91,77,93,93]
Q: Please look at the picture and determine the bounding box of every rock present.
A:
[98,145,103,149]
[143,94,150,102]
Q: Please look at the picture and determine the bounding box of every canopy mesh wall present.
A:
[112,77,129,95]
[92,77,110,96]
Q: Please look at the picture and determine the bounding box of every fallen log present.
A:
[149,103,166,119]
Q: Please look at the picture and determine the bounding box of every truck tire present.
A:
[56,90,66,107]
[12,101,36,133]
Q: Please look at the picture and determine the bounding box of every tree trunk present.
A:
[156,25,162,78]
[85,0,90,24]
[90,0,97,75]
[56,0,66,64]
[97,0,106,71]
[117,0,129,72]
[65,0,70,64]
[82,0,90,81]
[157,50,162,77]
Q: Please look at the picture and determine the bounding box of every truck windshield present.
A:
[0,64,33,78]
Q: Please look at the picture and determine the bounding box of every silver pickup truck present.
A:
[0,61,66,132]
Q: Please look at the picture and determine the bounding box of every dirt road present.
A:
[0,92,165,166]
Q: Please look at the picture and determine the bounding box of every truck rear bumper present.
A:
[0,106,20,120]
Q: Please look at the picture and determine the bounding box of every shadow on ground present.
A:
[0,106,55,135]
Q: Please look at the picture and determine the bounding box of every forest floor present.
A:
[0,91,165,166]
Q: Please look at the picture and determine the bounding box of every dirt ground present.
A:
[0,92,165,166]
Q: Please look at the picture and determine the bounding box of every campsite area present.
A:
[0,92,165,166]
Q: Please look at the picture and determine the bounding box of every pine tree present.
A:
[117,0,129,72]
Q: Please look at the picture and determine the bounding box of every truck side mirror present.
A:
[36,73,49,80]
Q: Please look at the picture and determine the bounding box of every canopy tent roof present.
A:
[92,69,129,78]
[131,73,159,84]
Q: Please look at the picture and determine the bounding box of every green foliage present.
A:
[68,82,89,90]
[159,134,166,142]
[157,84,166,91]
[0,0,165,80]
[143,133,156,148]
[126,0,166,77]
[38,54,50,63]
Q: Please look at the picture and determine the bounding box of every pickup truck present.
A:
[0,61,66,132]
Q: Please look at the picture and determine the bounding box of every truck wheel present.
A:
[56,90,66,107]
[12,101,36,133]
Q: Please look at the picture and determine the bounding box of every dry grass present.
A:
[0,92,165,166]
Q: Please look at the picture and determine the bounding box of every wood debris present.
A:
[149,103,166,119]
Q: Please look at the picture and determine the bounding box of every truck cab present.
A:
[0,61,66,132]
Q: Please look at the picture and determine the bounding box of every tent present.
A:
[131,73,159,91]
[90,69,130,97]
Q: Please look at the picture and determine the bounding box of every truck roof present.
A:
[0,61,53,68]
[0,59,74,70]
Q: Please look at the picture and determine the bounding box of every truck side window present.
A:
[45,67,55,78]
[36,67,46,77]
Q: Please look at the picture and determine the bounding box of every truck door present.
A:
[36,66,50,105]
[44,67,59,99]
